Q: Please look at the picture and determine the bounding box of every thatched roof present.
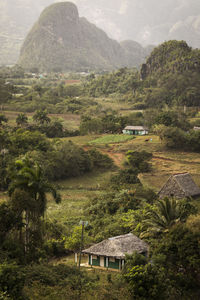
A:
[82,233,148,259]
[124,126,147,131]
[159,173,200,199]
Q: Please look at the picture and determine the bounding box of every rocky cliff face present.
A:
[18,2,150,72]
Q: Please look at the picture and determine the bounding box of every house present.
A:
[158,173,200,199]
[193,126,200,131]
[122,126,148,135]
[82,233,148,270]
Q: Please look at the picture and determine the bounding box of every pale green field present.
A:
[1,132,200,227]
[89,134,134,144]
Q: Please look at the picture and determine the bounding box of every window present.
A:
[109,257,115,262]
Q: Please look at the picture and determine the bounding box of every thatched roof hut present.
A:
[122,126,148,135]
[83,233,148,259]
[158,173,200,199]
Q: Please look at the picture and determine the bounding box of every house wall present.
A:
[89,255,121,269]
[107,258,120,269]
[123,129,147,136]
[89,255,100,266]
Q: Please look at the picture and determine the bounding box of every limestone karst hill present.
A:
[18,2,151,72]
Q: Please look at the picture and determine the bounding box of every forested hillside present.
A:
[85,40,200,108]
[1,39,200,299]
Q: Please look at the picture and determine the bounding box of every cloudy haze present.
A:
[0,0,200,65]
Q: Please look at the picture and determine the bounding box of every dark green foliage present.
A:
[24,264,94,298]
[0,65,25,79]
[80,113,126,134]
[0,203,21,244]
[9,129,50,155]
[88,148,113,169]
[43,141,92,181]
[123,252,147,271]
[0,79,13,107]
[143,198,196,235]
[85,68,140,97]
[33,109,50,125]
[24,264,80,287]
[110,168,140,186]
[154,111,190,130]
[123,263,168,300]
[8,157,61,259]
[0,114,8,125]
[84,187,157,242]
[158,126,200,151]
[35,119,65,138]
[151,224,200,298]
[0,263,25,300]
[125,150,152,173]
[43,239,66,257]
[16,113,28,127]
[141,41,200,108]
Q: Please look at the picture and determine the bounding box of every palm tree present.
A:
[142,198,182,236]
[9,156,61,252]
[33,109,50,125]
[16,113,28,127]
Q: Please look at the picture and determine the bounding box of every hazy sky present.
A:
[69,0,200,45]
[0,0,200,65]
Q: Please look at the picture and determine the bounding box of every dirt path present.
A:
[153,155,200,165]
[102,150,124,168]
[84,146,124,168]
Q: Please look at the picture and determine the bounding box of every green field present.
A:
[89,134,134,144]
[43,133,200,229]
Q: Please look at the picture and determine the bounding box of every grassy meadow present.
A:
[2,109,200,228]
[43,131,200,229]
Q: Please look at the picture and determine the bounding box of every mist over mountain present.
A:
[71,0,200,46]
[0,0,200,65]
[18,2,151,72]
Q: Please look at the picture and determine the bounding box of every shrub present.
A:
[0,263,25,299]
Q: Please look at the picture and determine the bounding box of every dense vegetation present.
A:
[1,39,200,299]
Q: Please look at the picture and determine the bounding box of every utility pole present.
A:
[78,220,88,269]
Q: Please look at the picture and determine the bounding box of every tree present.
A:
[9,157,61,254]
[143,198,195,236]
[16,113,28,127]
[123,263,168,300]
[125,150,152,173]
[0,80,12,110]
[151,224,200,298]
[0,114,8,125]
[0,263,25,299]
[33,109,50,125]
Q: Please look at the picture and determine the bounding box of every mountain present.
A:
[18,2,150,72]
[139,40,200,108]
[1,0,200,66]
[0,0,54,65]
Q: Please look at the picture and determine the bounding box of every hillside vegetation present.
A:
[85,40,200,109]
[1,39,200,299]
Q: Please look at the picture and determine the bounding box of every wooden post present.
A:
[106,257,109,268]
[78,223,84,269]
[122,259,125,268]
[75,253,78,264]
